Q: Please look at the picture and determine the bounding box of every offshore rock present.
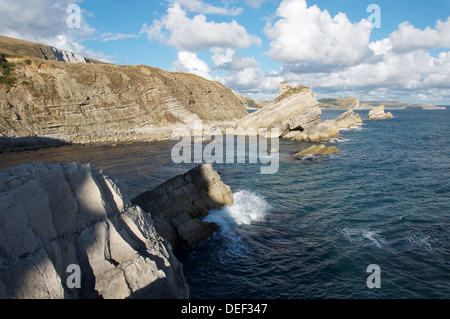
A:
[237,83,363,143]
[367,105,393,120]
[293,144,341,157]
[0,162,189,299]
[132,164,233,250]
[321,109,364,141]
[237,83,322,138]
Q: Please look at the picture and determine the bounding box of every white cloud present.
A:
[210,47,235,66]
[101,33,141,42]
[0,0,113,62]
[264,0,374,67]
[168,0,243,16]
[142,3,261,51]
[390,17,450,53]
[173,51,212,79]
[211,51,282,98]
[280,43,450,103]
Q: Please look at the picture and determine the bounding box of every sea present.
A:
[1,108,449,299]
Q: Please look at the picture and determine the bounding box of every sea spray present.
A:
[204,190,271,259]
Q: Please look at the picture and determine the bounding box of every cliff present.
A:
[0,36,248,145]
[0,35,100,64]
[362,100,446,110]
[0,162,189,299]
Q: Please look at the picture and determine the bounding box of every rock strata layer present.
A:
[237,83,322,140]
[0,36,248,145]
[0,162,189,299]
[132,164,233,250]
[238,83,363,143]
[367,105,393,120]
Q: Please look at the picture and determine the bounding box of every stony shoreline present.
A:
[0,162,233,299]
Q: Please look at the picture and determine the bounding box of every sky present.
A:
[1,0,450,104]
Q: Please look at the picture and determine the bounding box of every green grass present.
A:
[274,85,310,103]
[0,54,17,86]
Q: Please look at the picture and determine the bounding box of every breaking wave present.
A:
[204,190,271,259]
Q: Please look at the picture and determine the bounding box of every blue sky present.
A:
[1,0,450,104]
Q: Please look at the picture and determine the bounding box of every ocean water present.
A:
[1,108,449,299]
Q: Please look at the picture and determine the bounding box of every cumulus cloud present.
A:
[173,51,212,79]
[210,47,236,67]
[167,0,243,16]
[0,0,113,62]
[142,3,261,51]
[209,50,281,98]
[264,0,374,67]
[390,17,450,53]
[280,41,450,103]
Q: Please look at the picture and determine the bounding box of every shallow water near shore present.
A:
[1,109,449,299]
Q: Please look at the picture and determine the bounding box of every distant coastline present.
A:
[318,97,447,110]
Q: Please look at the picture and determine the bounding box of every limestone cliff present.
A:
[0,35,98,63]
[0,36,247,145]
[0,162,189,299]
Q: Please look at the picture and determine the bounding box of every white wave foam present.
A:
[204,190,271,259]
[205,190,271,229]
[340,124,364,131]
[329,137,350,143]
[341,227,383,248]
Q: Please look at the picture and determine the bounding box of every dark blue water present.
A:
[1,109,449,299]
[179,109,450,299]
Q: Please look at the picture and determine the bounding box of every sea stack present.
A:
[367,105,393,120]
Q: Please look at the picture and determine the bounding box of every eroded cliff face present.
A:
[0,49,247,144]
[0,35,98,64]
[0,162,189,299]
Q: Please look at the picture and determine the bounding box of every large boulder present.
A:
[367,105,393,120]
[0,162,189,299]
[293,144,341,157]
[132,164,233,250]
[237,84,322,137]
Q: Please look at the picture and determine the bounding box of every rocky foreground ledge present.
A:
[132,164,233,250]
[0,162,231,299]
